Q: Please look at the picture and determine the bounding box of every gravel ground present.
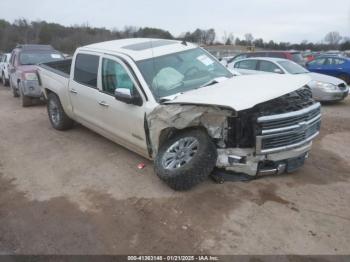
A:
[0,83,349,255]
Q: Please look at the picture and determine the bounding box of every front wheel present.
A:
[19,83,32,107]
[2,73,9,86]
[11,81,19,97]
[47,92,74,130]
[154,129,217,191]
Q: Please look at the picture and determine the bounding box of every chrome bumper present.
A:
[22,80,42,97]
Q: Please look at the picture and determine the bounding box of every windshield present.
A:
[277,60,309,74]
[19,51,64,65]
[136,48,233,100]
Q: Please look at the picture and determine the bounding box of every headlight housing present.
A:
[310,80,338,91]
[23,72,38,81]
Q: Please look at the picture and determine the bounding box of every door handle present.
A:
[70,89,77,94]
[98,101,109,107]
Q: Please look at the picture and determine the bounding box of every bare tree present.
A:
[205,28,216,45]
[222,32,234,45]
[324,31,342,47]
[244,33,254,44]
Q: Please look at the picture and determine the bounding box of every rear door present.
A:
[68,52,103,127]
[95,55,148,154]
[316,57,337,76]
[326,57,347,77]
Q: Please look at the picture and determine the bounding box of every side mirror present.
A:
[114,88,142,106]
[274,68,284,74]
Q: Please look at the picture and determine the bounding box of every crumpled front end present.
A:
[147,87,321,177]
[217,87,321,176]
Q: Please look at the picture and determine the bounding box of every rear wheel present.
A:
[47,92,74,130]
[154,129,217,191]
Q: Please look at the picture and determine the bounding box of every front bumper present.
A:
[216,142,312,176]
[21,80,42,98]
[217,102,321,177]
[313,86,349,102]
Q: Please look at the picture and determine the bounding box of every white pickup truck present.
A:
[37,38,321,190]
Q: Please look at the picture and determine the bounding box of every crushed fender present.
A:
[147,104,235,157]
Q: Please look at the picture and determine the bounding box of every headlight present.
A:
[23,72,38,81]
[310,80,338,91]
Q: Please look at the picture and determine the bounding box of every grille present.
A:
[256,103,321,154]
[338,83,347,91]
[259,104,321,130]
[261,121,320,149]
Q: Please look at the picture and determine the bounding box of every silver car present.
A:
[230,57,349,102]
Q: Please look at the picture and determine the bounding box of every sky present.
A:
[0,0,349,43]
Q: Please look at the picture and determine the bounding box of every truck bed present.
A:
[38,59,72,78]
[37,59,71,102]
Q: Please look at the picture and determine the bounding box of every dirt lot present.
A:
[0,83,349,255]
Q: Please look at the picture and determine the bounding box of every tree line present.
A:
[0,18,349,54]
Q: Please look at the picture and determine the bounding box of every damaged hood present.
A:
[164,74,311,111]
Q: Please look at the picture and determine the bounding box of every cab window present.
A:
[234,60,257,70]
[102,58,135,95]
[74,54,99,88]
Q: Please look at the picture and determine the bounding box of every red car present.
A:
[9,44,64,106]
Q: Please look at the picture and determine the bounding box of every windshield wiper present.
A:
[201,77,228,87]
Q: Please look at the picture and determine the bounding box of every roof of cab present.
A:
[81,38,198,61]
[233,57,291,64]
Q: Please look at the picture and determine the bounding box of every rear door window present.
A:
[258,61,281,73]
[74,54,99,88]
[331,58,345,65]
[234,60,258,70]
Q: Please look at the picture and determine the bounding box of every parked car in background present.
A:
[302,52,315,63]
[0,53,11,86]
[9,44,64,106]
[219,56,235,67]
[37,38,321,190]
[306,55,350,84]
[227,51,306,67]
[231,57,349,102]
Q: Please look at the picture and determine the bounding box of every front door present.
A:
[95,56,148,154]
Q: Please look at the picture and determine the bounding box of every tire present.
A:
[154,129,217,191]
[2,72,9,86]
[339,74,350,84]
[19,84,32,107]
[47,92,74,130]
[11,81,19,97]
